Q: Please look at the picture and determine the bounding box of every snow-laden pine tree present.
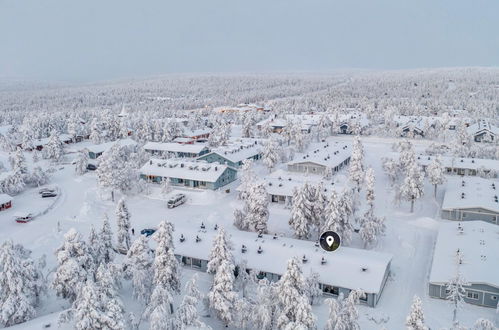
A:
[75,150,89,175]
[115,198,131,252]
[305,271,322,305]
[398,142,416,174]
[317,113,332,141]
[446,250,469,328]
[382,157,400,185]
[123,235,153,303]
[263,135,280,172]
[43,130,64,162]
[97,215,115,265]
[148,285,174,330]
[238,159,257,200]
[359,208,386,249]
[365,167,376,209]
[28,166,49,187]
[161,177,172,197]
[252,279,277,330]
[322,190,341,234]
[0,241,45,327]
[400,162,425,213]
[405,295,428,330]
[310,183,327,235]
[72,281,109,330]
[12,147,28,178]
[208,259,238,327]
[275,258,316,330]
[323,190,354,245]
[426,155,446,198]
[174,274,207,330]
[89,118,102,144]
[473,318,495,330]
[289,185,312,239]
[96,144,136,198]
[207,227,233,274]
[152,220,181,294]
[348,136,364,192]
[95,264,125,330]
[52,228,93,302]
[324,289,364,330]
[236,182,269,233]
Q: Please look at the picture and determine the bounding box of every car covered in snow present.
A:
[41,191,57,198]
[38,186,56,194]
[140,228,156,237]
[14,212,34,223]
[167,193,186,209]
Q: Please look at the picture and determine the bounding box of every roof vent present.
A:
[361,267,368,272]
[257,246,263,254]
[179,234,185,243]
[461,192,465,199]
[321,257,327,265]
[195,235,201,243]
[241,244,247,253]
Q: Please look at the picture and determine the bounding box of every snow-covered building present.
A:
[143,142,210,158]
[86,138,137,159]
[337,112,369,135]
[441,177,499,225]
[30,133,73,151]
[181,129,211,143]
[287,141,351,176]
[0,193,12,211]
[140,158,237,190]
[214,103,269,114]
[197,140,262,168]
[247,169,343,205]
[428,221,499,308]
[171,227,392,307]
[467,120,497,143]
[418,154,498,178]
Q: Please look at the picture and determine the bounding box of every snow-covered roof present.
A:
[214,104,266,113]
[241,169,343,198]
[140,158,232,183]
[202,140,262,164]
[417,154,499,172]
[0,193,12,205]
[171,227,392,294]
[85,138,137,154]
[288,141,351,168]
[182,129,211,137]
[33,133,72,147]
[429,221,499,288]
[467,120,498,136]
[143,142,209,154]
[441,177,499,214]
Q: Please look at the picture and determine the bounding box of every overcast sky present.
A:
[1,0,498,82]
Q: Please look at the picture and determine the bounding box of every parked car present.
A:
[141,229,156,237]
[14,212,34,223]
[39,187,56,194]
[41,192,57,198]
[167,193,186,209]
[87,164,97,171]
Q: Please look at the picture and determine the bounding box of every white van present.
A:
[167,194,186,209]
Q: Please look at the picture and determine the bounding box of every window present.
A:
[322,285,339,295]
[191,258,202,268]
[467,291,479,300]
[360,294,368,302]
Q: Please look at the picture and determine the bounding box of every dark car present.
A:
[141,229,156,237]
[87,164,97,171]
[41,192,57,198]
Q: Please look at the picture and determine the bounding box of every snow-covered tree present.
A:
[317,113,332,141]
[95,264,125,330]
[405,295,428,330]
[175,274,207,330]
[207,227,233,274]
[89,118,102,144]
[323,190,354,245]
[147,286,174,330]
[426,155,446,197]
[324,289,364,330]
[161,177,172,197]
[365,167,376,209]
[400,162,425,212]
[234,182,269,233]
[473,318,496,330]
[275,258,316,330]
[75,150,89,175]
[305,271,322,305]
[28,166,49,187]
[115,198,132,252]
[97,215,115,265]
[96,144,136,198]
[348,136,364,192]
[238,159,257,200]
[382,157,400,185]
[252,279,277,330]
[52,229,93,302]
[152,221,181,294]
[289,185,312,239]
[123,236,153,303]
[43,130,64,162]
[446,250,469,328]
[359,208,386,249]
[72,281,109,330]
[0,241,45,327]
[208,259,238,327]
[262,135,280,172]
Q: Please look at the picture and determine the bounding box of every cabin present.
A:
[287,142,351,175]
[418,155,498,178]
[143,142,210,158]
[467,120,497,143]
[181,129,211,143]
[140,159,237,190]
[197,140,262,168]
[86,138,137,160]
[0,194,12,211]
[441,177,499,225]
[336,112,370,135]
[429,221,499,308]
[171,226,392,307]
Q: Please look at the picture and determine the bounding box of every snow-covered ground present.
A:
[1,132,496,329]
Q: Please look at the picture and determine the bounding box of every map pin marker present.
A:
[326,235,334,247]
